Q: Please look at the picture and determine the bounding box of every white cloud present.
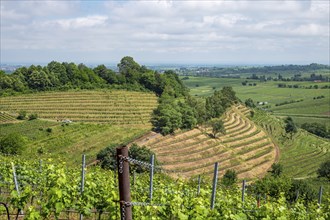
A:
[1,0,329,64]
[50,15,108,29]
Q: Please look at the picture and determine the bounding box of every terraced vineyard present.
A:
[252,109,330,178]
[134,105,277,179]
[0,90,158,125]
[0,111,18,124]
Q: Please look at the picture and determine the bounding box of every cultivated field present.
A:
[183,76,330,129]
[0,111,17,124]
[134,105,277,180]
[0,90,158,125]
[252,109,330,178]
[0,90,158,165]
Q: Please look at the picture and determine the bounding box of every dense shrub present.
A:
[0,133,27,155]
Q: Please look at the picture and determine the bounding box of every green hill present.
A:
[0,90,157,165]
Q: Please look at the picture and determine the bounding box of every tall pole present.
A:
[211,162,219,209]
[197,175,201,196]
[149,154,154,202]
[117,146,132,220]
[80,155,86,220]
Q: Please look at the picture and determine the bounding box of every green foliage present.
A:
[245,98,255,108]
[96,144,117,170]
[317,160,330,181]
[0,157,329,219]
[221,169,237,187]
[17,110,27,120]
[301,122,330,139]
[97,144,158,173]
[28,113,38,120]
[286,179,317,203]
[208,118,225,138]
[284,117,297,138]
[252,176,292,199]
[129,143,158,173]
[1,57,188,98]
[269,163,283,177]
[152,100,182,135]
[0,133,27,155]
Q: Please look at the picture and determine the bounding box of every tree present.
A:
[47,61,67,85]
[269,163,283,177]
[221,169,237,187]
[96,144,117,170]
[28,70,52,90]
[178,101,197,130]
[96,144,157,173]
[0,133,27,155]
[317,160,330,181]
[151,101,182,135]
[118,56,141,84]
[245,98,255,108]
[94,65,118,84]
[129,144,158,173]
[17,110,27,120]
[28,113,38,120]
[221,86,237,104]
[284,117,297,139]
[208,118,225,138]
[286,180,317,203]
[301,122,329,139]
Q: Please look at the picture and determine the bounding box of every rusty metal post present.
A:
[117,146,132,220]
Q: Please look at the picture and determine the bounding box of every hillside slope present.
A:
[252,109,330,178]
[0,90,157,125]
[134,105,277,180]
[0,90,158,165]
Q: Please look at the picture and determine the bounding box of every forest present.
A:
[0,56,187,98]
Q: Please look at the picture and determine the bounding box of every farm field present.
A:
[0,119,150,166]
[0,90,158,125]
[0,90,157,166]
[182,76,330,128]
[0,111,18,124]
[134,105,277,180]
[252,109,330,178]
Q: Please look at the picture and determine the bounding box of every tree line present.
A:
[0,56,187,97]
[178,63,329,81]
[152,86,237,135]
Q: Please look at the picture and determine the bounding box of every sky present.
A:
[0,0,329,65]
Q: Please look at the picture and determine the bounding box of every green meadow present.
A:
[0,119,148,166]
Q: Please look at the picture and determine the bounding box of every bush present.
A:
[17,110,27,120]
[129,144,158,173]
[269,163,283,177]
[0,133,27,155]
[97,144,117,170]
[245,98,255,108]
[28,113,38,120]
[46,128,52,133]
[221,169,237,187]
[97,144,158,173]
[317,160,330,181]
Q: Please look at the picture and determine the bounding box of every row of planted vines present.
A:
[0,90,158,125]
[252,109,330,178]
[0,154,329,219]
[136,105,277,180]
